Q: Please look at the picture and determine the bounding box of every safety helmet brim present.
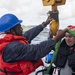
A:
[0,20,22,32]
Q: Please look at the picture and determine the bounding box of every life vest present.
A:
[0,34,44,75]
[54,39,69,68]
[54,39,75,68]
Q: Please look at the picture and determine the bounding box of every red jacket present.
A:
[0,34,43,75]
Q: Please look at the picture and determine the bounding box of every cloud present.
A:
[0,0,75,26]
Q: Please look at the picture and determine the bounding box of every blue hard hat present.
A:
[0,14,22,32]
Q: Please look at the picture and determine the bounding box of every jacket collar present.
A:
[0,32,6,39]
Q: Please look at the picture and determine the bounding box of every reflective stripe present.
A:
[72,71,75,73]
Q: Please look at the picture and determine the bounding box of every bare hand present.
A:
[45,16,52,25]
[53,29,67,42]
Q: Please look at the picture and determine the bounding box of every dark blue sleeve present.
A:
[3,38,55,63]
[23,25,43,43]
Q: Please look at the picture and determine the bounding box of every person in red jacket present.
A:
[0,13,67,75]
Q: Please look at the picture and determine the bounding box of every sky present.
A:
[0,0,75,29]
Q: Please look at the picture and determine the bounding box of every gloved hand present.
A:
[42,16,53,28]
[53,28,67,42]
